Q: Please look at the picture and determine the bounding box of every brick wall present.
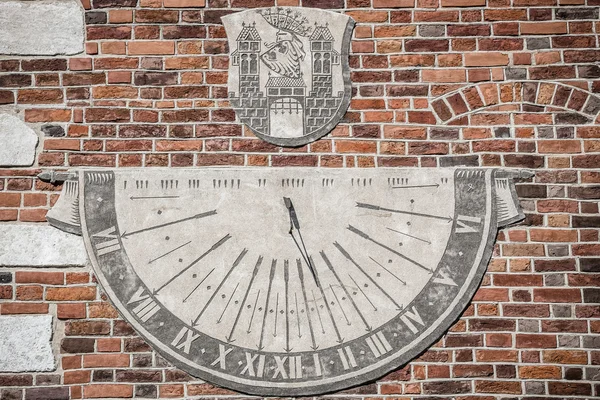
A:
[1,0,600,398]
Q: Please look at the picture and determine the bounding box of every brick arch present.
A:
[430,81,600,126]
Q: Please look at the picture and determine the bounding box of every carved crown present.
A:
[259,7,313,37]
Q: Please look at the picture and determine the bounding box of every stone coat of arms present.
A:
[222,7,354,147]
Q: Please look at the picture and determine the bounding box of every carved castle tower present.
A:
[231,22,261,97]
[309,24,340,98]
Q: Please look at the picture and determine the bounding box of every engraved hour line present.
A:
[348,225,433,273]
[246,290,261,334]
[294,292,301,338]
[369,256,407,285]
[121,209,217,238]
[355,202,452,222]
[129,195,180,200]
[297,259,318,350]
[391,184,439,189]
[227,256,263,343]
[329,284,350,326]
[386,227,431,245]
[258,259,277,351]
[321,251,372,332]
[273,293,280,337]
[333,242,403,311]
[311,290,326,335]
[284,260,292,352]
[192,248,248,327]
[148,240,192,264]
[153,234,232,295]
[182,268,215,303]
[217,282,239,324]
[348,274,377,311]
[314,259,344,343]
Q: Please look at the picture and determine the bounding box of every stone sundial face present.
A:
[48,168,524,396]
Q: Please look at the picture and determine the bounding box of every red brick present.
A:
[534,288,582,303]
[83,354,130,368]
[464,52,509,67]
[1,302,49,314]
[128,41,175,55]
[83,384,133,398]
[57,303,86,319]
[46,287,96,301]
[15,271,63,285]
[521,22,568,34]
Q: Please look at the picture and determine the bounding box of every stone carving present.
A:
[0,114,39,167]
[48,168,525,395]
[0,315,55,372]
[222,8,354,147]
[0,0,85,56]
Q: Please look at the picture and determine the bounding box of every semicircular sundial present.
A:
[47,167,525,396]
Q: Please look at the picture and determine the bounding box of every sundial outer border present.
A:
[78,168,500,396]
[223,9,355,148]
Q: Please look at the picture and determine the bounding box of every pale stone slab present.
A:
[0,0,84,56]
[0,225,87,267]
[0,315,55,372]
[0,114,38,167]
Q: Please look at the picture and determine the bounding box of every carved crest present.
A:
[222,8,354,147]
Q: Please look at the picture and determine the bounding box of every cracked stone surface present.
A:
[0,315,55,372]
[0,114,38,167]
[0,0,84,55]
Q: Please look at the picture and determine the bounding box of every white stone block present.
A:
[0,315,55,372]
[0,0,85,56]
[0,114,38,167]
[0,225,87,267]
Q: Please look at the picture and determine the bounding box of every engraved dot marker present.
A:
[221,294,226,299]
[192,274,197,278]
[179,258,183,263]
[165,236,170,240]
[157,210,162,215]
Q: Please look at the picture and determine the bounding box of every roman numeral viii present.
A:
[92,226,121,256]
[127,286,160,323]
